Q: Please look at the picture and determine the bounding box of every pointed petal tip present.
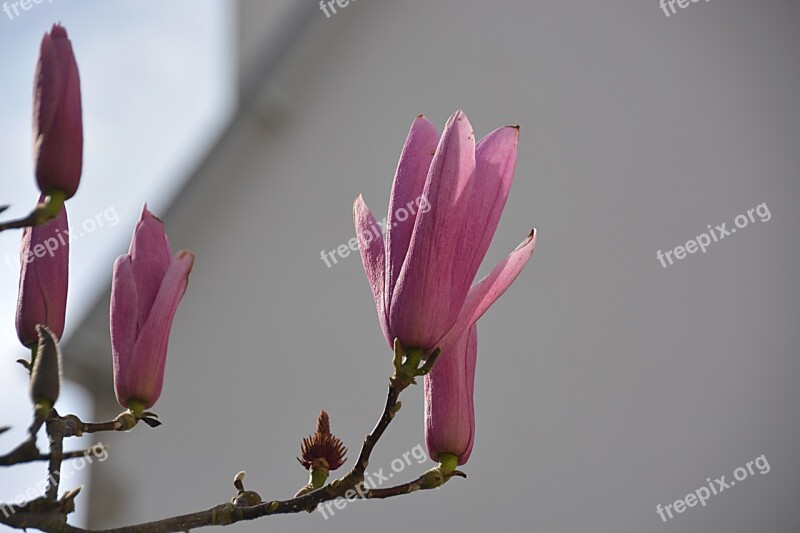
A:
[516,229,537,252]
[410,114,438,134]
[353,194,366,215]
[177,249,195,262]
[139,203,166,225]
[443,110,474,139]
[50,23,68,39]
[176,250,195,279]
[448,109,469,124]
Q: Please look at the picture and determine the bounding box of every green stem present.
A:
[309,467,328,490]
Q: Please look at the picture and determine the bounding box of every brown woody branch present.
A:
[0,344,458,533]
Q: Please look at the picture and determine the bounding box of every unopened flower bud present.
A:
[33,24,83,199]
[111,206,194,410]
[16,200,69,348]
[29,325,62,408]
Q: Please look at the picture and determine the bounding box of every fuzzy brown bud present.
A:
[298,410,347,472]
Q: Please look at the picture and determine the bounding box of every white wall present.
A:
[67,1,800,532]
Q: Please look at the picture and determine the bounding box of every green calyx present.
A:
[127,399,146,418]
[391,339,442,390]
[438,453,458,475]
[34,190,66,224]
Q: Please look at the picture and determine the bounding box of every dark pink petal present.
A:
[452,126,519,301]
[124,251,194,408]
[129,205,172,332]
[390,110,476,348]
[435,230,537,354]
[385,115,439,312]
[34,24,82,199]
[15,203,69,347]
[354,195,391,345]
[424,324,477,464]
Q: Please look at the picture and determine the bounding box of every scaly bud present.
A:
[30,325,62,409]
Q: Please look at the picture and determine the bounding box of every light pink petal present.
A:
[354,195,391,346]
[424,324,477,464]
[125,251,194,408]
[436,230,537,353]
[453,126,519,301]
[385,115,439,312]
[129,205,172,331]
[390,110,476,348]
[110,255,138,407]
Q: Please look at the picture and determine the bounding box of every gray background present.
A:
[52,0,800,531]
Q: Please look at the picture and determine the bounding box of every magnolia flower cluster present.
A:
[14,24,193,415]
[12,23,536,475]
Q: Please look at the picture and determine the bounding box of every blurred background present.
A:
[1,1,799,532]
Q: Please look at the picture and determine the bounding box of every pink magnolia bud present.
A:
[33,24,83,199]
[110,206,194,411]
[424,325,477,466]
[354,111,535,354]
[15,199,69,347]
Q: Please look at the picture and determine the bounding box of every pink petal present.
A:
[390,110,476,348]
[424,324,477,464]
[15,205,70,346]
[385,115,439,311]
[129,205,172,332]
[110,255,139,407]
[354,195,391,346]
[453,126,519,301]
[435,230,537,353]
[125,251,194,408]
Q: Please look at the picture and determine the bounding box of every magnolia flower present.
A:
[15,199,69,348]
[354,110,536,353]
[110,206,194,411]
[33,24,83,199]
[424,325,477,465]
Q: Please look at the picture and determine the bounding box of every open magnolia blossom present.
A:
[354,110,536,356]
